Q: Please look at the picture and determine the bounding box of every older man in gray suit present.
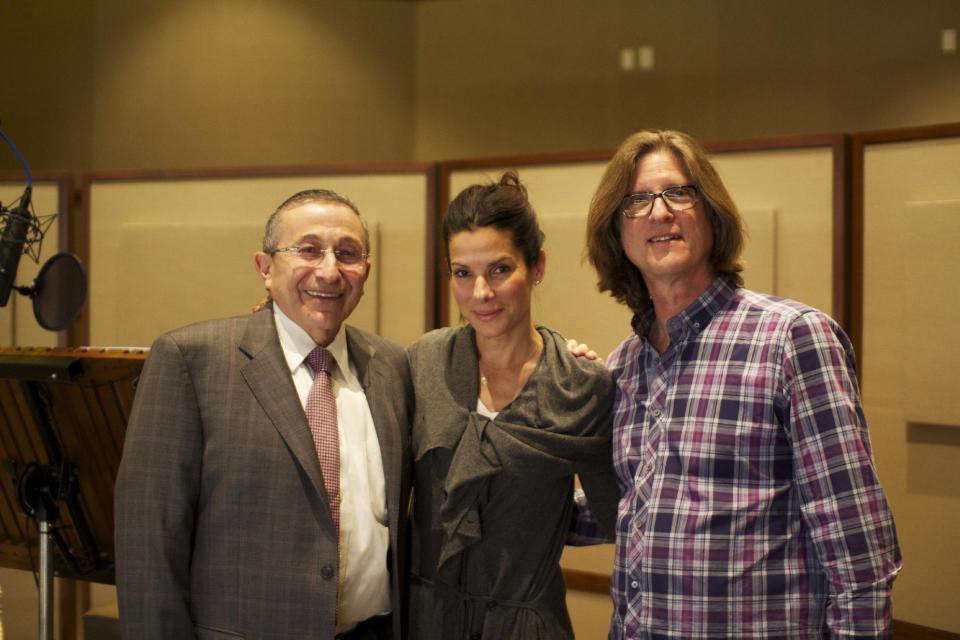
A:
[115,189,413,639]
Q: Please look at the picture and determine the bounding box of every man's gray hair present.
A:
[262,188,370,252]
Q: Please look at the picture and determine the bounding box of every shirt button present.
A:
[320,564,335,581]
[645,462,653,472]
[651,408,662,418]
[631,580,639,589]
[693,321,701,329]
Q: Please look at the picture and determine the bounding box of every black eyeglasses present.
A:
[620,185,699,218]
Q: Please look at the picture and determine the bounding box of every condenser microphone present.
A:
[0,185,33,307]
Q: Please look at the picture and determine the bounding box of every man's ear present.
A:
[254,252,273,285]
[360,259,372,285]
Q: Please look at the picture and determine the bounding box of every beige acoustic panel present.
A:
[901,201,960,427]
[89,173,427,348]
[111,222,380,348]
[0,181,61,347]
[738,208,777,295]
[534,215,634,358]
[862,136,960,634]
[712,147,834,316]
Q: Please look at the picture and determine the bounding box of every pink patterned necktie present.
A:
[306,346,340,535]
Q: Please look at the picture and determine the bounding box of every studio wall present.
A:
[3,1,960,173]
[415,0,960,162]
[1,0,418,173]
[857,127,960,634]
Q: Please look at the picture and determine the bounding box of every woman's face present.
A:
[448,226,544,341]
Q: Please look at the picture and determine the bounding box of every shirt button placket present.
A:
[645,407,662,474]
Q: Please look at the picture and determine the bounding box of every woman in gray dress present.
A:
[407,171,619,639]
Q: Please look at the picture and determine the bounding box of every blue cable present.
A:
[0,127,33,188]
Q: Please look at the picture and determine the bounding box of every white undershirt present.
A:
[274,306,391,633]
[476,397,499,419]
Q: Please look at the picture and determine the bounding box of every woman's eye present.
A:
[452,269,469,278]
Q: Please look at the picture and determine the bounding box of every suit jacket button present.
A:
[469,633,481,640]
[321,564,335,580]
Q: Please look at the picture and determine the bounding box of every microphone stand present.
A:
[5,359,107,640]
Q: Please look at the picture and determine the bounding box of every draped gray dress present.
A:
[407,326,619,640]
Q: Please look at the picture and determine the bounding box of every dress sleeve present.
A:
[568,363,619,544]
[782,311,902,637]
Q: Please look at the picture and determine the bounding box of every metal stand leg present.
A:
[38,518,53,640]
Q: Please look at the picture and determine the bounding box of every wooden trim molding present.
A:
[434,163,452,328]
[423,164,440,331]
[894,620,960,640]
[832,135,854,337]
[851,122,960,146]
[563,568,611,594]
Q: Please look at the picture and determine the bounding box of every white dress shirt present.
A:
[274,306,391,633]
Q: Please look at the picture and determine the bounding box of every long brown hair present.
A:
[585,129,744,313]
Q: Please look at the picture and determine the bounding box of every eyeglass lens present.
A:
[622,186,697,217]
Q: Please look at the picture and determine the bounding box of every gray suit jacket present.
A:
[115,307,413,639]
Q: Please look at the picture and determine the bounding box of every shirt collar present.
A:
[273,304,353,384]
[631,276,736,342]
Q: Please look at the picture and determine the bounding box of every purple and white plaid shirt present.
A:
[603,277,900,639]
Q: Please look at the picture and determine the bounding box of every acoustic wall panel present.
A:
[88,171,430,348]
[711,147,835,316]
[861,134,960,633]
[738,208,777,295]
[901,200,960,428]
[108,221,382,348]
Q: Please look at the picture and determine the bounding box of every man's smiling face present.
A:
[255,201,370,346]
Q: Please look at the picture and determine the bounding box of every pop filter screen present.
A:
[33,252,87,331]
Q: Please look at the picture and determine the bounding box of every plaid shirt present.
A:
[605,278,900,639]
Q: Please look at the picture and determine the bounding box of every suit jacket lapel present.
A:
[239,309,335,529]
